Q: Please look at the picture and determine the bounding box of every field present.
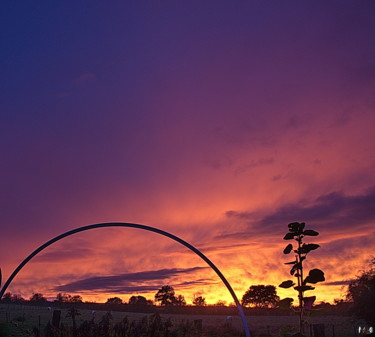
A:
[0,303,357,337]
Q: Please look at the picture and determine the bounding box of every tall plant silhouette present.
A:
[279,222,325,335]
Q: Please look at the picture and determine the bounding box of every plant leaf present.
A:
[305,269,325,284]
[294,285,315,292]
[278,297,294,309]
[283,244,293,254]
[279,280,295,288]
[284,261,296,265]
[298,243,320,254]
[303,229,319,236]
[283,232,295,240]
[303,296,316,309]
[288,222,305,233]
[290,262,302,275]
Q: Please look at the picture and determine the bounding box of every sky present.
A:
[1,1,375,306]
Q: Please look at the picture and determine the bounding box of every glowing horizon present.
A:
[0,220,366,305]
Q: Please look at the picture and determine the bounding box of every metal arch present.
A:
[0,222,251,337]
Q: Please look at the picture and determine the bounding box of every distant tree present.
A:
[320,301,332,308]
[55,293,82,303]
[155,285,176,306]
[128,295,148,305]
[11,294,25,303]
[56,292,68,302]
[192,295,206,306]
[242,285,279,308]
[346,258,375,326]
[1,292,12,303]
[106,297,123,304]
[174,294,186,306]
[215,300,226,307]
[69,295,83,303]
[30,293,47,303]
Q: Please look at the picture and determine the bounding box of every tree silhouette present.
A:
[70,295,83,303]
[1,292,25,303]
[242,285,279,308]
[192,295,206,306]
[29,292,47,303]
[346,258,375,326]
[56,292,67,302]
[279,222,325,335]
[174,294,186,306]
[106,296,123,304]
[55,293,82,303]
[215,300,226,306]
[128,295,149,305]
[155,285,176,306]
[1,292,12,302]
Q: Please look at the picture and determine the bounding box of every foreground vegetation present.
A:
[0,301,359,337]
[0,303,244,337]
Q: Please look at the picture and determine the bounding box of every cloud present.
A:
[54,267,211,293]
[35,247,97,262]
[197,242,251,254]
[321,234,375,255]
[324,280,351,286]
[224,186,375,236]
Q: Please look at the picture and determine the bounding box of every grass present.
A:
[0,303,357,337]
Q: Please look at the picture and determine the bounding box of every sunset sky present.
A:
[1,1,375,306]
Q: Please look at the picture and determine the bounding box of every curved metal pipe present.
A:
[0,222,250,337]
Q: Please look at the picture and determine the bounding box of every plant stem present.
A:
[297,234,303,333]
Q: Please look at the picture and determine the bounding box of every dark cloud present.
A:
[55,278,216,294]
[321,235,375,256]
[213,230,256,241]
[260,187,375,231]
[176,279,219,288]
[197,242,251,254]
[85,285,161,294]
[225,186,375,236]
[54,267,210,293]
[324,280,351,286]
[35,247,96,262]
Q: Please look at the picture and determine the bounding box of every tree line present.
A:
[0,287,209,307]
[0,282,349,309]
[1,284,279,308]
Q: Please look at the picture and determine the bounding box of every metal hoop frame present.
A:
[0,222,250,337]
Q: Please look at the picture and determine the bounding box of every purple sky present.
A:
[1,1,375,304]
